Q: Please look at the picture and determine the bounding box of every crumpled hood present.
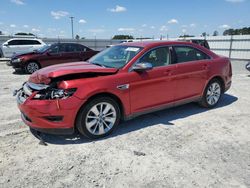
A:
[29,61,118,84]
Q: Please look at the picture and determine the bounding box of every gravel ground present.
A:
[0,60,250,188]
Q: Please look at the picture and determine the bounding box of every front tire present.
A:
[25,61,40,74]
[200,79,222,108]
[76,97,121,139]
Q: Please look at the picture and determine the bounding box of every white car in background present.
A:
[1,38,46,58]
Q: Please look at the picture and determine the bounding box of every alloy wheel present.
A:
[26,62,39,73]
[85,102,117,136]
[206,82,221,106]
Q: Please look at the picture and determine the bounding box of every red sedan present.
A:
[9,43,99,74]
[15,41,232,138]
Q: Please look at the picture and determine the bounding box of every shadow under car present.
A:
[30,93,238,145]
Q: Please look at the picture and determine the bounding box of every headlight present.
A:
[33,88,77,100]
[12,58,22,63]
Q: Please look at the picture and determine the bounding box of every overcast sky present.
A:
[0,0,249,39]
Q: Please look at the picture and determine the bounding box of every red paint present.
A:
[10,43,98,70]
[17,41,232,132]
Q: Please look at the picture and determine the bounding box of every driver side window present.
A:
[48,45,59,53]
[139,47,170,67]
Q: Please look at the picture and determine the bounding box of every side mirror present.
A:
[132,62,153,72]
[46,51,51,56]
[3,43,8,46]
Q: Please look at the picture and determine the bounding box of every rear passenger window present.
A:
[7,40,41,46]
[174,46,210,63]
[59,44,67,52]
[28,40,41,45]
[49,45,59,53]
[139,47,170,67]
[8,40,20,45]
[66,44,80,52]
[79,45,89,52]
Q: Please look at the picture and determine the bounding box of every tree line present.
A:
[223,27,250,35]
[1,27,250,38]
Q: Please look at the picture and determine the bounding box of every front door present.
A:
[40,44,65,67]
[129,47,176,113]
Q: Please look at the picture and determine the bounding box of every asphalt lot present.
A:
[0,60,250,188]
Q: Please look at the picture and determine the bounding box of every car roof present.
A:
[120,40,217,58]
[4,38,43,44]
[52,42,84,45]
[120,40,202,48]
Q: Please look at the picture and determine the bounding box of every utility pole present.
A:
[69,16,74,39]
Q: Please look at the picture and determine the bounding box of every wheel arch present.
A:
[209,76,225,93]
[202,75,225,95]
[25,60,41,68]
[24,60,41,74]
[74,92,125,128]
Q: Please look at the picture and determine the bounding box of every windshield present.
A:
[36,45,50,53]
[89,45,143,68]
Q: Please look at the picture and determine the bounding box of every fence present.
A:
[1,35,250,60]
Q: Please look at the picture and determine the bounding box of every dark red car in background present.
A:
[9,43,99,74]
[15,41,232,139]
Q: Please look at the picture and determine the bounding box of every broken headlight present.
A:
[33,88,77,100]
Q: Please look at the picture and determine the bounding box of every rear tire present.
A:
[25,61,40,74]
[76,97,121,139]
[199,79,222,108]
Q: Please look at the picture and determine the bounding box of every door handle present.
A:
[202,64,210,70]
[164,70,172,76]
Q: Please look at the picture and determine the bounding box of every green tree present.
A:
[112,35,134,40]
[223,27,250,36]
[223,29,234,35]
[75,34,80,40]
[201,32,207,37]
[213,31,219,36]
[241,27,250,35]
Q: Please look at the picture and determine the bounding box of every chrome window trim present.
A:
[172,44,213,64]
[128,45,172,72]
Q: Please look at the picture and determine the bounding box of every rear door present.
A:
[18,40,33,53]
[28,39,43,51]
[129,46,176,113]
[172,45,211,101]
[79,45,98,61]
[63,44,82,63]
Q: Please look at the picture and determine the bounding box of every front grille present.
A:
[44,116,63,122]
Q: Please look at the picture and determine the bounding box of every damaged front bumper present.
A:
[15,82,86,135]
